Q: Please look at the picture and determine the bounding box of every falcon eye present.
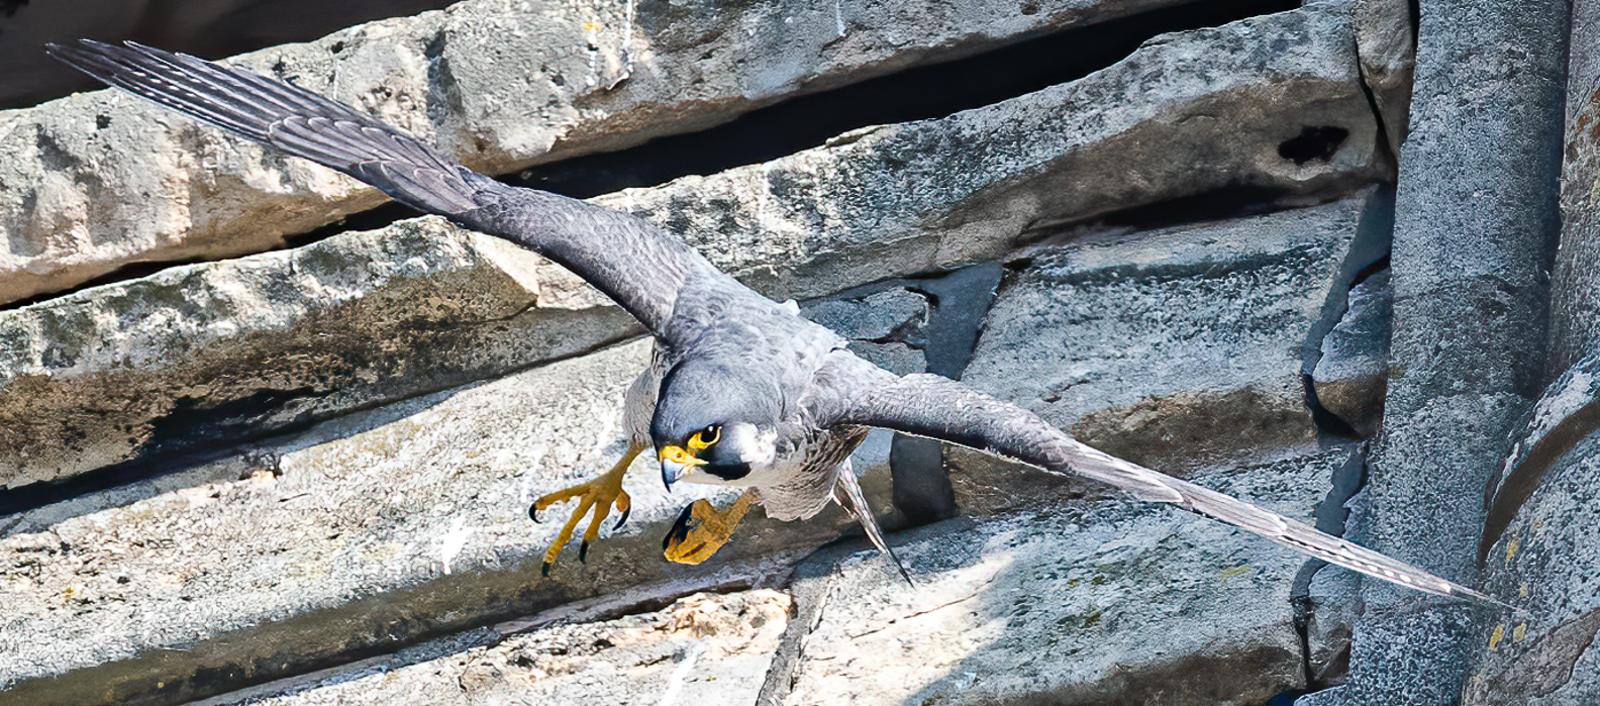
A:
[688,425,721,451]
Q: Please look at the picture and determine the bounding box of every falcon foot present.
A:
[662,490,757,564]
[531,444,642,576]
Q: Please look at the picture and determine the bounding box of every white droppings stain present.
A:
[655,640,706,706]
[436,517,472,576]
[834,0,847,37]
[611,0,636,88]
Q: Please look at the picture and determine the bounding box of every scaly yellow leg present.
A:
[662,489,758,565]
[531,443,642,576]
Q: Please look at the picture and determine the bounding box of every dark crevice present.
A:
[502,0,1301,200]
[1350,37,1403,173]
[142,388,320,456]
[0,331,638,524]
[889,263,1005,525]
[1071,184,1302,233]
[1348,253,1391,290]
[1263,688,1312,706]
[0,256,211,312]
[1292,590,1318,687]
[14,0,1302,309]
[813,263,1005,527]
[1009,183,1334,272]
[1290,446,1368,689]
[1284,187,1398,693]
[1,439,233,523]
[1298,185,1396,445]
[1278,126,1351,166]
[1407,0,1421,54]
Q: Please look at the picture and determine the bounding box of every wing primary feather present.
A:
[47,39,479,216]
[826,363,1516,610]
[46,38,746,339]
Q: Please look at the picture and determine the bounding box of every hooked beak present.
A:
[658,444,706,490]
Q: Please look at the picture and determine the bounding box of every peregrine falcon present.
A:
[49,40,1500,605]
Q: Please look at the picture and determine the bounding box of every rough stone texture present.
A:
[1481,353,1600,562]
[0,339,887,706]
[1305,564,1361,686]
[1462,353,1600,705]
[0,0,460,109]
[1345,0,1570,701]
[1551,0,1600,372]
[0,0,1210,306]
[605,3,1383,307]
[1308,0,1416,155]
[1351,0,1417,157]
[1453,8,1600,697]
[0,4,1386,490]
[946,198,1362,512]
[0,1,1511,704]
[773,450,1354,706]
[1311,269,1392,437]
[1296,686,1348,706]
[0,220,637,490]
[802,287,929,375]
[227,590,792,706]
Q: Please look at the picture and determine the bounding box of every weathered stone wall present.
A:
[2,0,1593,704]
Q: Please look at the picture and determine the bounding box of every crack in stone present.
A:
[1298,186,1395,444]
[1286,186,1400,692]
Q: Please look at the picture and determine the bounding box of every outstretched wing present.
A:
[46,39,729,335]
[817,357,1505,607]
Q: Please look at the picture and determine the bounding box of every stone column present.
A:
[1458,0,1600,701]
[1341,0,1569,702]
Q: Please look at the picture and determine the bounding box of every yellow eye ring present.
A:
[688,425,721,451]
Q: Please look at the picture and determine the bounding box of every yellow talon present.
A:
[663,490,757,565]
[531,444,642,576]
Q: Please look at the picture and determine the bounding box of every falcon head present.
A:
[651,359,782,488]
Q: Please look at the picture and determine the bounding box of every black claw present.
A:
[614,506,632,531]
[541,561,552,577]
[579,541,590,563]
[662,503,696,551]
[528,504,540,523]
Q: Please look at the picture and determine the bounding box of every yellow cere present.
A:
[659,445,706,467]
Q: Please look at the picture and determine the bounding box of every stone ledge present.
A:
[109,450,1357,706]
[0,0,1207,306]
[226,590,793,706]
[771,449,1355,706]
[0,339,873,706]
[947,196,1374,511]
[0,220,636,489]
